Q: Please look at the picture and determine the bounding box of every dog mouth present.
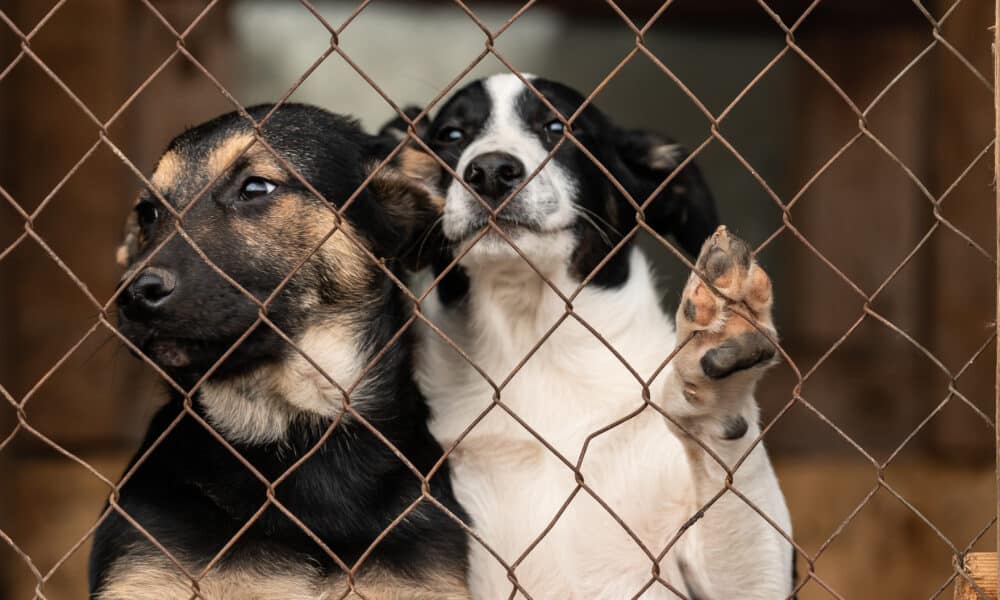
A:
[450,218,576,252]
[462,215,541,237]
[118,319,214,372]
[446,179,569,244]
[117,307,276,381]
[145,338,193,369]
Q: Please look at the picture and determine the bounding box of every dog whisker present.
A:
[573,206,614,247]
[81,329,120,366]
[576,204,622,238]
[415,215,445,264]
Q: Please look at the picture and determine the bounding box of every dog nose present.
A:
[118,268,177,315]
[463,152,525,206]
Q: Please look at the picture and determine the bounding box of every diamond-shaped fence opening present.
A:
[0,0,998,599]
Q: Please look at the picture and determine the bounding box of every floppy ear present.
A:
[612,129,718,256]
[367,146,444,270]
[377,105,428,143]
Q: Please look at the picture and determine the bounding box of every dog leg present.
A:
[671,225,777,430]
[664,226,792,599]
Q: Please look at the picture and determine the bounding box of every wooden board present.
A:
[955,554,998,600]
[412,0,926,28]
[0,0,233,449]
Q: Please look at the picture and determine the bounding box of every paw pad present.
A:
[676,226,777,381]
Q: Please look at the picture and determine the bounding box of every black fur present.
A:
[387,76,718,301]
[700,332,777,380]
[719,414,749,441]
[90,104,468,596]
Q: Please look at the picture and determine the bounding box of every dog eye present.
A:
[135,201,159,228]
[436,127,465,143]
[543,120,565,135]
[239,177,276,202]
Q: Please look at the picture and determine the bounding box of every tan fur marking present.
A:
[331,568,470,600]
[114,245,130,268]
[385,150,445,210]
[151,151,183,192]
[306,206,371,296]
[247,159,288,183]
[376,170,445,212]
[119,150,180,268]
[116,205,141,267]
[228,192,370,298]
[207,132,258,181]
[97,556,469,600]
[206,131,291,184]
[397,147,439,181]
[199,311,371,445]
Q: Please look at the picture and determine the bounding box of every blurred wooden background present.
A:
[0,0,996,598]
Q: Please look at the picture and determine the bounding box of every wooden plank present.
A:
[762,27,933,457]
[0,5,236,595]
[955,554,998,600]
[994,0,1000,570]
[3,452,131,600]
[776,459,996,599]
[0,0,18,440]
[993,0,1000,572]
[928,0,997,461]
[411,0,926,28]
[0,0,133,446]
[0,0,233,449]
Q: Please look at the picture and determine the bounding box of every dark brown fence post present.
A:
[994,0,1000,574]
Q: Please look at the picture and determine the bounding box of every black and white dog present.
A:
[90,104,470,599]
[392,74,793,598]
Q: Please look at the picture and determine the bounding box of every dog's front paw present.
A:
[671,226,777,429]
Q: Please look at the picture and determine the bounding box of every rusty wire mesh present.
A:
[0,0,997,599]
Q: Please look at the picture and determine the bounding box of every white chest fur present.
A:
[416,250,709,598]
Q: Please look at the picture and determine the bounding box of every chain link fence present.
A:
[0,0,997,598]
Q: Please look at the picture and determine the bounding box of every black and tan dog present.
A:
[89,104,469,599]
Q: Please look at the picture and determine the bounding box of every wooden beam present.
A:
[409,0,925,29]
[994,0,1000,564]
[763,27,933,458]
[0,2,232,596]
[955,553,998,600]
[0,0,18,441]
[0,0,133,446]
[0,0,234,452]
[928,0,997,462]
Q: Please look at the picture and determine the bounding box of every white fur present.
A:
[443,73,578,258]
[416,75,792,599]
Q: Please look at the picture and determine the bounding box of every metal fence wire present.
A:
[0,0,997,599]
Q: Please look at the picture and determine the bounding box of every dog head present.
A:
[399,73,717,284]
[115,104,439,394]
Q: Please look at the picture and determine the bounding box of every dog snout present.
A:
[118,268,177,317]
[463,152,525,206]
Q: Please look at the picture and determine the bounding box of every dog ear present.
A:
[378,105,428,143]
[367,146,444,270]
[611,129,718,256]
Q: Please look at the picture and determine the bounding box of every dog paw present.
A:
[671,226,778,425]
